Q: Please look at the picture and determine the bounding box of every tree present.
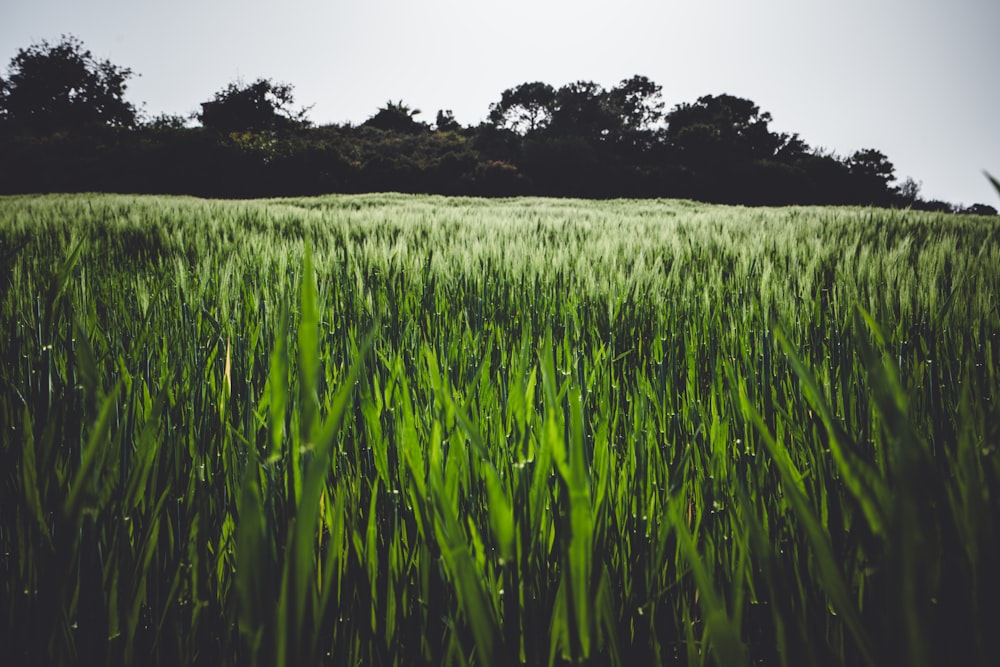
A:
[434,109,461,132]
[198,78,309,134]
[846,148,897,205]
[896,177,921,205]
[774,132,809,162]
[363,100,428,134]
[141,113,189,133]
[665,94,782,163]
[604,75,666,156]
[608,75,665,134]
[0,35,138,134]
[550,80,618,141]
[916,199,956,213]
[847,148,896,186]
[959,203,997,216]
[488,82,557,135]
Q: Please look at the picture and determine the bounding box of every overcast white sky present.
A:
[2,0,998,206]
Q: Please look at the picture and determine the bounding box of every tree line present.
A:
[0,35,994,212]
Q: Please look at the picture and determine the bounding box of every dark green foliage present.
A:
[846,149,898,206]
[488,82,558,135]
[0,35,137,134]
[364,101,429,135]
[435,110,462,132]
[665,94,784,163]
[198,78,310,134]
[0,35,973,208]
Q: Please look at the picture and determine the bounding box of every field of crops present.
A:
[1,193,999,666]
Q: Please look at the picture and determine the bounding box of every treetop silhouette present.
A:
[0,35,990,212]
[199,78,310,134]
[0,34,137,134]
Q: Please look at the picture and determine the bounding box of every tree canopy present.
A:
[487,76,666,145]
[0,35,990,212]
[665,94,786,163]
[198,78,310,134]
[488,82,557,135]
[0,35,137,134]
[363,101,428,134]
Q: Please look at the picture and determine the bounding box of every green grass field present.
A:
[1,193,998,666]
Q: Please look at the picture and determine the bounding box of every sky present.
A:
[2,0,998,206]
